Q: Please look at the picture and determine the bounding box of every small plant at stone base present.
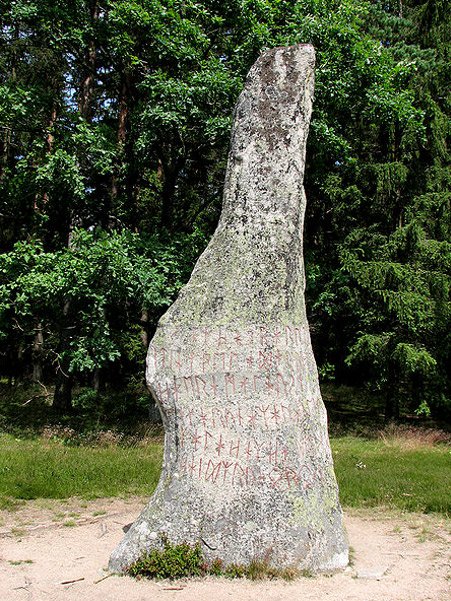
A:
[128,536,204,580]
[128,537,302,581]
[222,562,247,579]
[227,548,300,581]
[207,557,224,576]
[348,545,356,567]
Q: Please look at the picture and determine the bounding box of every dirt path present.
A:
[1,498,450,601]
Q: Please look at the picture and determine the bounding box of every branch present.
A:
[60,577,85,585]
[22,381,51,405]
[13,317,24,332]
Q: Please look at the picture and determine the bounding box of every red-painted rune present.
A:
[199,412,208,428]
[240,377,249,394]
[188,457,197,476]
[245,441,252,459]
[270,404,281,423]
[215,434,225,456]
[203,430,212,450]
[192,430,201,452]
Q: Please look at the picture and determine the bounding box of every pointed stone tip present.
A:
[247,44,316,92]
[257,43,316,63]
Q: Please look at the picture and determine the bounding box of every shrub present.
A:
[128,536,300,581]
[128,536,204,580]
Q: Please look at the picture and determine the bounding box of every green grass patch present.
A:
[331,436,451,515]
[0,433,162,507]
[1,431,449,517]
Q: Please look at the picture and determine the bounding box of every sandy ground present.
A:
[0,497,450,601]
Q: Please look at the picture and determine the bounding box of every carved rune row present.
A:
[157,324,309,349]
[152,370,318,403]
[178,453,318,491]
[176,403,322,432]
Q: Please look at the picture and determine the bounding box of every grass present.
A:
[331,435,450,515]
[0,433,162,508]
[0,382,449,516]
[0,428,449,516]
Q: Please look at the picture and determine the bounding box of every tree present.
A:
[0,0,448,418]
[306,0,450,418]
[0,228,206,409]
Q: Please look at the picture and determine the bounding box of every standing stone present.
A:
[110,44,348,574]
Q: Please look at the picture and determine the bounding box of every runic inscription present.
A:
[148,324,326,492]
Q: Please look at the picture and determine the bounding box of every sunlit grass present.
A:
[1,430,449,517]
[0,433,162,508]
[331,436,450,515]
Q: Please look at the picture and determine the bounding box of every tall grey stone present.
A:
[110,44,348,574]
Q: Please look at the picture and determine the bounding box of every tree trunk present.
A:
[111,76,130,204]
[53,368,73,412]
[118,76,129,147]
[32,321,44,383]
[159,157,185,230]
[52,301,73,412]
[140,309,150,349]
[34,105,58,212]
[93,367,105,393]
[78,0,99,122]
[1,24,19,181]
[385,363,400,421]
[111,73,137,227]
[384,394,400,422]
[0,126,11,181]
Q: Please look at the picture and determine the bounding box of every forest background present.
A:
[0,0,449,424]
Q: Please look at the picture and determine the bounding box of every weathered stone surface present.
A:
[109,44,348,574]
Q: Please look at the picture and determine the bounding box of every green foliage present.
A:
[128,535,300,580]
[0,230,166,373]
[302,0,451,419]
[128,536,204,580]
[338,213,450,416]
[0,0,449,418]
[0,227,206,408]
